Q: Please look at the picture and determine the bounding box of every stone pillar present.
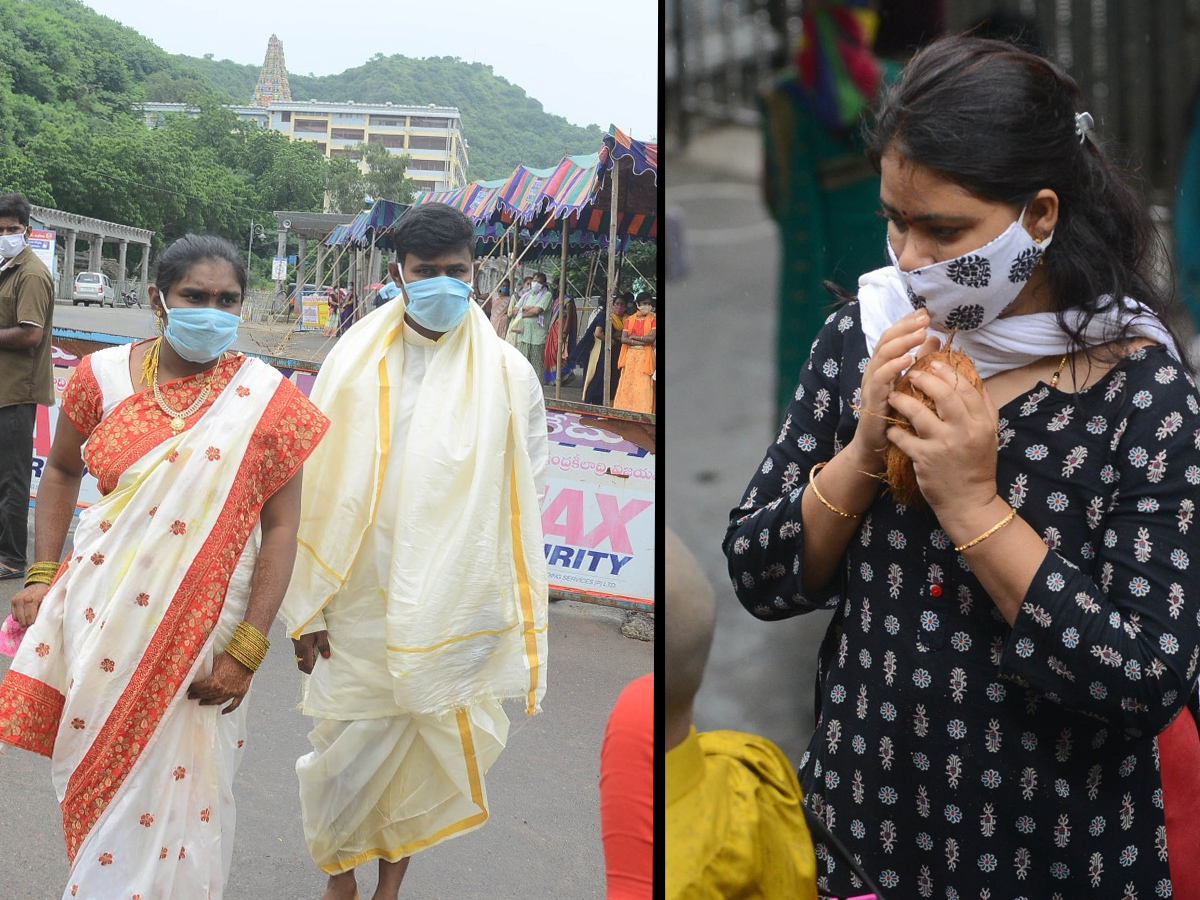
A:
[315,243,326,289]
[370,244,382,285]
[140,243,150,300]
[89,236,102,272]
[116,240,128,298]
[296,235,308,296]
[64,230,77,300]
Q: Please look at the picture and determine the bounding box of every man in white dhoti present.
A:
[280,203,549,900]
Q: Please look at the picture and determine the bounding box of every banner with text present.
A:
[540,411,655,609]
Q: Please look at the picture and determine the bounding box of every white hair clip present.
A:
[1075,111,1094,145]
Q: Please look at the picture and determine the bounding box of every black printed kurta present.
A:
[723,303,1200,899]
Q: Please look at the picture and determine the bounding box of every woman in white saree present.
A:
[0,235,329,900]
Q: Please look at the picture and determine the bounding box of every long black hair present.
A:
[154,233,247,297]
[864,35,1186,370]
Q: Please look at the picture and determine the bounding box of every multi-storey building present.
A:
[139,100,467,194]
[138,35,468,193]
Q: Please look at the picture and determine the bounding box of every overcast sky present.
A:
[80,0,659,140]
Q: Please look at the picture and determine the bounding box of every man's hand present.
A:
[187,652,254,714]
[292,630,330,674]
[11,583,49,627]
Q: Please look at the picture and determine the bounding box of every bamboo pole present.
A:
[602,158,621,407]
[555,216,570,399]
[585,248,600,299]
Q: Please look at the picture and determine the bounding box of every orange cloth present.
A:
[614,312,656,413]
[600,673,654,899]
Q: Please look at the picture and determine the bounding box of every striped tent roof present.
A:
[537,152,603,221]
[409,179,507,224]
[323,200,409,247]
[377,128,657,251]
[495,164,559,222]
[600,125,658,183]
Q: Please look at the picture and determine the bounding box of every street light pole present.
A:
[247,219,266,273]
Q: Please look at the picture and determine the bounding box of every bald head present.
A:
[665,528,717,733]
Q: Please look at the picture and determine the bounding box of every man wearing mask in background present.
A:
[281,202,549,900]
[0,192,53,581]
[374,277,401,309]
[512,270,550,374]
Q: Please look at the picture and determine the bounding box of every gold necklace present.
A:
[154,372,211,434]
[146,338,218,434]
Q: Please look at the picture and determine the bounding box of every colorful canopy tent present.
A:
[323,126,658,255]
[317,127,658,403]
[601,126,658,180]
[404,126,658,244]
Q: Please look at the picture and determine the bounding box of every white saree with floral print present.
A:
[0,344,328,900]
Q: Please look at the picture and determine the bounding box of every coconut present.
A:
[883,337,984,510]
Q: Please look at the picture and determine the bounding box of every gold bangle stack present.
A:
[808,462,862,519]
[24,560,59,588]
[224,621,270,672]
[954,507,1017,552]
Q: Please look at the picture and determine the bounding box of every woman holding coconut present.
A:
[725,36,1200,898]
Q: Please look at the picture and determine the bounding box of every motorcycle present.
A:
[118,288,142,308]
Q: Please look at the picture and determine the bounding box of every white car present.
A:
[72,272,114,307]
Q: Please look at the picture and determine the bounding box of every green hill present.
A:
[175,53,605,181]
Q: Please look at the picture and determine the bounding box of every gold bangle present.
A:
[233,620,270,647]
[24,560,59,588]
[954,507,1017,552]
[224,642,264,673]
[808,462,861,519]
[224,621,270,672]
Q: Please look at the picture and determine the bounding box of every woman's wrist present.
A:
[844,436,888,477]
[938,493,1010,548]
[809,446,883,518]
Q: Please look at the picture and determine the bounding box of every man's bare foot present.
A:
[370,856,410,900]
[320,869,357,900]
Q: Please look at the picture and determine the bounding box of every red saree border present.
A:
[60,376,328,862]
[0,670,65,758]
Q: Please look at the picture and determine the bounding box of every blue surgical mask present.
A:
[163,306,241,362]
[401,274,472,332]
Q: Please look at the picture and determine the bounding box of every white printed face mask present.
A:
[887,208,1051,332]
[0,234,25,259]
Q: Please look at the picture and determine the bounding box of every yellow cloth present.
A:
[297,702,507,873]
[666,728,818,900]
[280,297,548,718]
